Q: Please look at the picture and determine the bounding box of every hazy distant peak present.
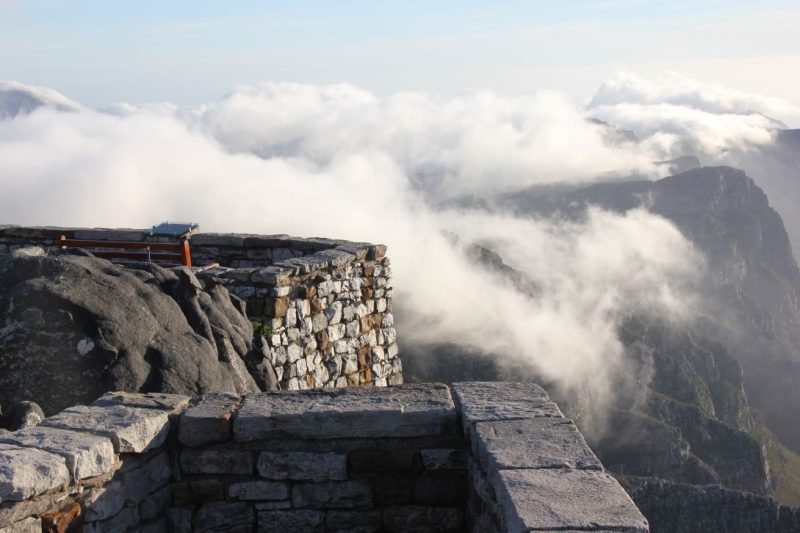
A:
[0,80,82,118]
[587,117,640,146]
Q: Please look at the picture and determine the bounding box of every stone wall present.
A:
[190,234,399,390]
[0,383,648,532]
[0,226,401,391]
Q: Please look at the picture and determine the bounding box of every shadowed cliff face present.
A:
[595,317,769,495]
[619,478,800,533]
[0,249,264,414]
[497,166,800,451]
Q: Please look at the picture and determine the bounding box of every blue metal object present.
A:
[150,222,199,238]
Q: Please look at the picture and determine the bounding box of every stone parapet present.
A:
[0,383,648,532]
[453,382,649,532]
[193,234,399,392]
[0,226,402,391]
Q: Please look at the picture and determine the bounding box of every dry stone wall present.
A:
[190,234,399,391]
[0,226,401,391]
[0,383,648,532]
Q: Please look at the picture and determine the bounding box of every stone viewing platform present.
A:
[0,226,649,531]
[0,383,648,532]
[0,225,401,392]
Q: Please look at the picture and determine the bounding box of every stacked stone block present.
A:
[0,391,190,532]
[0,383,649,532]
[452,382,649,532]
[171,385,465,532]
[192,234,402,390]
[192,234,400,391]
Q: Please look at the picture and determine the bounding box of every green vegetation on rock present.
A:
[752,423,800,507]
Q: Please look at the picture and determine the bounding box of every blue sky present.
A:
[1,0,799,106]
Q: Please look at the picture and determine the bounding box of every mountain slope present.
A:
[0,81,81,118]
[500,166,800,452]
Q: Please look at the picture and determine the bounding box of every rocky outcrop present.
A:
[591,318,770,495]
[621,477,800,533]
[1,402,45,432]
[0,248,263,415]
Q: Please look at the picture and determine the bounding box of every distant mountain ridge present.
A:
[0,81,81,118]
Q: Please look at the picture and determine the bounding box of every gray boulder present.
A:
[0,250,262,415]
[4,402,45,431]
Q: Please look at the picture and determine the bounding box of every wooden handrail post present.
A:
[181,240,192,268]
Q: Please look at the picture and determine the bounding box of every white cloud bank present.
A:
[4,72,786,417]
[589,72,800,157]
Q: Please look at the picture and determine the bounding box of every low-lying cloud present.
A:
[589,72,799,158]
[3,73,780,418]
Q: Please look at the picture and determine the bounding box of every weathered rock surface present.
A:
[41,405,169,453]
[258,509,323,532]
[81,481,126,521]
[257,452,347,481]
[0,446,69,502]
[1,403,44,432]
[0,516,41,533]
[622,477,800,533]
[193,501,253,533]
[451,382,562,431]
[0,426,115,480]
[227,480,289,501]
[178,392,240,447]
[92,391,191,416]
[291,480,372,510]
[180,448,254,475]
[382,505,463,533]
[472,417,602,472]
[233,384,455,441]
[494,469,648,532]
[0,251,261,414]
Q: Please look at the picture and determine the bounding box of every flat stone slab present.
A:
[178,392,240,447]
[257,452,346,481]
[0,426,116,480]
[382,506,463,532]
[258,510,324,532]
[180,449,254,475]
[228,480,290,501]
[492,469,648,533]
[233,384,455,441]
[420,449,468,470]
[0,446,70,502]
[472,418,602,472]
[451,382,562,432]
[193,501,254,533]
[42,405,170,453]
[92,392,191,415]
[291,480,372,510]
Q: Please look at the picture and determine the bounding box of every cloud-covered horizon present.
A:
[3,72,787,420]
